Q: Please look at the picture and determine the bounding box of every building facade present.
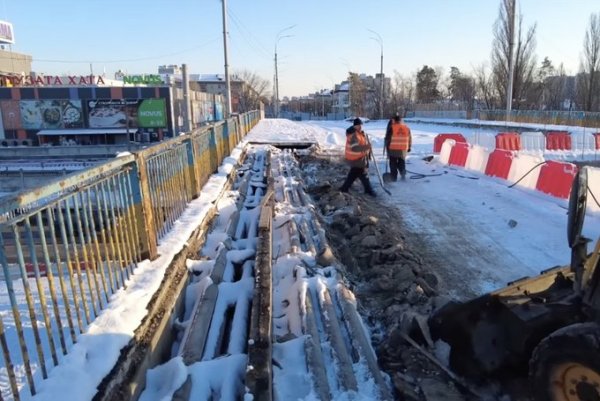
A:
[0,78,225,146]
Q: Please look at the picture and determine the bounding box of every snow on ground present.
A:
[2,117,600,400]
[0,148,246,401]
[283,118,600,296]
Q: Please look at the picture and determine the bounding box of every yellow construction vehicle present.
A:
[430,166,600,401]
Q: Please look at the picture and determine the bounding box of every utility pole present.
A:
[182,63,191,132]
[506,0,516,119]
[274,50,279,117]
[221,0,232,116]
[274,25,296,118]
[368,29,384,120]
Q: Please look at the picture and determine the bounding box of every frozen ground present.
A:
[2,117,600,400]
[251,118,600,297]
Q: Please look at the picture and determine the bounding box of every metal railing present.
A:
[477,110,600,128]
[0,110,261,400]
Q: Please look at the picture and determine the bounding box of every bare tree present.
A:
[348,72,367,117]
[389,71,415,115]
[544,64,568,110]
[474,63,497,109]
[491,0,538,109]
[235,70,270,113]
[578,13,600,111]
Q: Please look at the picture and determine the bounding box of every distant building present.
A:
[158,65,182,75]
[332,82,350,118]
[161,72,261,114]
[329,73,391,119]
[0,73,226,146]
[0,48,32,85]
[191,74,242,113]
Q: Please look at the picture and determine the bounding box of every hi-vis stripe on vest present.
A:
[345,132,368,161]
[389,123,410,151]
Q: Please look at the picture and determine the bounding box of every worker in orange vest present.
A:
[340,118,376,196]
[384,113,412,181]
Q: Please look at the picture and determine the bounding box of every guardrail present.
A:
[0,110,261,400]
[477,110,600,128]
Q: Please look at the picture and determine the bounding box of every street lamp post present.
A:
[368,29,384,120]
[274,25,295,118]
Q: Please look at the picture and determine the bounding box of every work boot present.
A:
[339,187,349,193]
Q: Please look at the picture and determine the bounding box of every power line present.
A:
[226,8,272,60]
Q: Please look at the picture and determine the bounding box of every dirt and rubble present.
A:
[298,149,525,401]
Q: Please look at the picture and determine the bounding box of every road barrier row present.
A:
[436,130,600,153]
[439,137,600,213]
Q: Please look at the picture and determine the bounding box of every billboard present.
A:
[0,98,166,130]
[138,99,167,127]
[87,98,166,128]
[19,100,84,129]
[0,21,14,44]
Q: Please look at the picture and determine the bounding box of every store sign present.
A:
[123,75,163,85]
[2,75,106,87]
[138,99,166,127]
[0,21,14,44]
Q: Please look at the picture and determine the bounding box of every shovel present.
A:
[366,135,391,195]
[382,146,393,183]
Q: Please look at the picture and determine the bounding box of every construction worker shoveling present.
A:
[384,112,412,182]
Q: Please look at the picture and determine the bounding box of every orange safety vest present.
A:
[389,122,410,151]
[345,131,368,161]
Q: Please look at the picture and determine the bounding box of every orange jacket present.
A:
[345,128,370,167]
[389,122,411,151]
[385,121,412,157]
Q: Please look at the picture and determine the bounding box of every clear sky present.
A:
[2,0,598,97]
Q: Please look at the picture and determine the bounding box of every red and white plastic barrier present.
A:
[536,161,578,199]
[448,142,469,167]
[507,153,544,190]
[465,145,489,174]
[484,149,514,179]
[439,139,455,165]
[496,132,521,151]
[545,131,572,150]
[588,168,600,213]
[520,131,546,152]
[434,131,600,206]
[433,133,467,153]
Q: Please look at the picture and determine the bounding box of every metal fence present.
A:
[476,110,600,128]
[0,110,260,400]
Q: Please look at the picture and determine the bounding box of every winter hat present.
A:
[353,118,363,126]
